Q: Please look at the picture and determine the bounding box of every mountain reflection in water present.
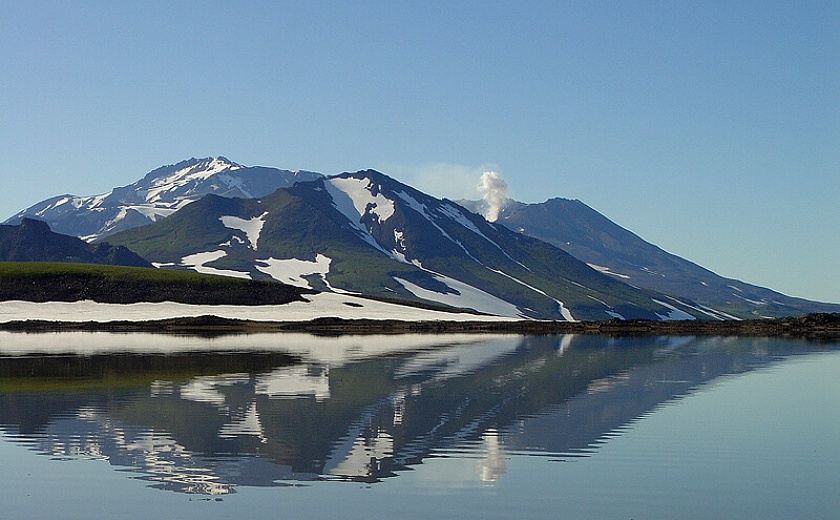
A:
[0,332,833,494]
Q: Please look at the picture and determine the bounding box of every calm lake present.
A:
[0,332,838,519]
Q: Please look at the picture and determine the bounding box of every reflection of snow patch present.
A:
[396,336,521,381]
[180,250,251,279]
[255,366,330,401]
[220,212,268,249]
[219,401,266,441]
[327,430,395,479]
[180,373,251,406]
[256,254,332,289]
[394,274,524,318]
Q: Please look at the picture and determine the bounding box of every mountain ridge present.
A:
[5,157,322,241]
[0,218,150,267]
[104,169,722,321]
[6,157,837,320]
[459,197,840,318]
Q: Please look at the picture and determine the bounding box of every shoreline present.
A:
[2,313,838,341]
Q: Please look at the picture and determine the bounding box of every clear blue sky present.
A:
[1,1,838,303]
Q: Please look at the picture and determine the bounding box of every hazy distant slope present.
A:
[460,197,840,318]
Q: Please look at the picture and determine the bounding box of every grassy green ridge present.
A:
[0,262,314,305]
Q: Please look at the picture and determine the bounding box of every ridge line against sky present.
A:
[1,2,837,303]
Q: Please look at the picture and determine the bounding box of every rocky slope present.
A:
[460,197,840,319]
[0,218,150,267]
[104,170,720,321]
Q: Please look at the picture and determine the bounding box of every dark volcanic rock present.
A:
[0,218,151,267]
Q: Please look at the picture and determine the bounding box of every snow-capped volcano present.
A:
[5,157,322,241]
[104,168,717,321]
[9,157,836,321]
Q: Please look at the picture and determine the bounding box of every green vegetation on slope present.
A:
[0,262,314,305]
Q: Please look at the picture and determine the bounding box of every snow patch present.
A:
[394,274,525,318]
[0,293,520,324]
[392,229,409,263]
[487,267,576,321]
[180,250,251,279]
[323,180,394,256]
[219,236,245,247]
[695,303,741,321]
[393,191,481,261]
[326,177,395,223]
[217,173,255,198]
[439,202,521,264]
[438,203,485,237]
[123,205,179,221]
[587,263,631,279]
[219,212,268,250]
[652,299,696,321]
[733,293,767,306]
[659,296,736,321]
[255,254,332,290]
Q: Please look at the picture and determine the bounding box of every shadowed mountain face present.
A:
[0,218,150,267]
[104,170,715,321]
[0,333,831,491]
[460,198,840,319]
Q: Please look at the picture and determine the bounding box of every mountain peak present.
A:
[6,157,324,241]
[18,217,51,232]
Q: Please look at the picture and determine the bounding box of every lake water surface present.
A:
[0,332,838,519]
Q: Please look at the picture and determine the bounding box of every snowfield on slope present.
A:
[179,250,252,279]
[0,292,520,324]
[326,177,395,223]
[393,273,525,319]
[220,212,268,250]
[255,254,333,289]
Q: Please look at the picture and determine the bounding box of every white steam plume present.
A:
[477,171,508,222]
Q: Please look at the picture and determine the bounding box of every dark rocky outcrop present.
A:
[0,218,150,267]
